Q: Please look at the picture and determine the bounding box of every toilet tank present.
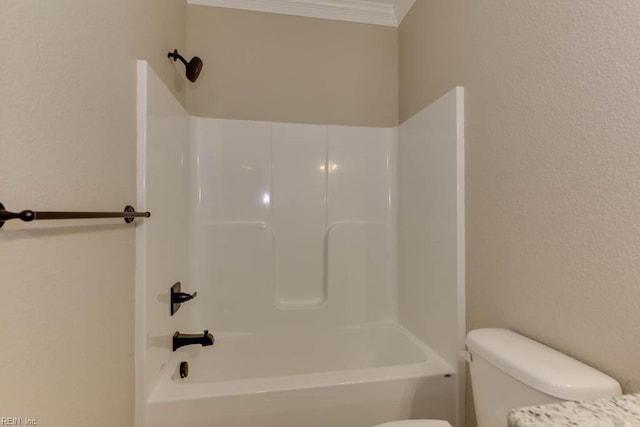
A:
[467,329,622,427]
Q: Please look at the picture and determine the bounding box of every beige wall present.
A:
[186,6,399,127]
[400,0,640,424]
[135,0,188,105]
[0,1,184,426]
[5,0,639,424]
[399,0,466,122]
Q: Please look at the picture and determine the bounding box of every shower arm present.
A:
[168,49,189,67]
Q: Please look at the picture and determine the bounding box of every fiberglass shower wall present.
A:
[185,119,397,334]
[136,63,465,425]
[135,61,191,427]
[397,87,466,421]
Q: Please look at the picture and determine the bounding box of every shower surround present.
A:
[135,61,465,427]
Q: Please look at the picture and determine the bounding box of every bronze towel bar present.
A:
[0,202,150,229]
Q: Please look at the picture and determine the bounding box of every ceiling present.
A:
[188,0,418,27]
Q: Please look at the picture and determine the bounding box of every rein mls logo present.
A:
[1,418,38,426]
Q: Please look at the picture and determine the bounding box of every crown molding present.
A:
[188,0,400,27]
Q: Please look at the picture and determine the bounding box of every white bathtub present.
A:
[147,323,457,427]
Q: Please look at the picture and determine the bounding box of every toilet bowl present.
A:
[373,421,451,427]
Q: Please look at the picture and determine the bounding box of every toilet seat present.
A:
[373,421,452,427]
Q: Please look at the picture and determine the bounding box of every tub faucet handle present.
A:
[171,282,197,316]
[174,291,197,303]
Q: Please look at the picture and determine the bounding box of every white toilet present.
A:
[374,328,622,427]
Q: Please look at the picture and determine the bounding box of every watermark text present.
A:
[1,417,38,426]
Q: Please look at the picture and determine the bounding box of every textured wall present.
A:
[186,6,399,127]
[400,1,640,424]
[398,0,466,122]
[135,0,188,105]
[0,1,185,426]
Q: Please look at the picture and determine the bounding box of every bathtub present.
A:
[146,322,457,427]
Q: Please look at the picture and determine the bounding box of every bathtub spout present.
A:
[173,330,214,351]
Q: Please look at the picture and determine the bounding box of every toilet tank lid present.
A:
[466,329,621,401]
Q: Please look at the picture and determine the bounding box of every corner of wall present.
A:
[397,0,466,124]
[134,0,188,107]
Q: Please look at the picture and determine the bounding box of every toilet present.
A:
[374,328,622,427]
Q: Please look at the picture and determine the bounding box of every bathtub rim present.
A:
[148,323,455,404]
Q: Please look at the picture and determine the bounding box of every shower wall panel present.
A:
[397,87,465,425]
[272,123,327,308]
[137,68,464,426]
[135,61,190,425]
[189,118,396,334]
[328,126,392,223]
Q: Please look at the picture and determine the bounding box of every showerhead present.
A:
[168,49,203,83]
